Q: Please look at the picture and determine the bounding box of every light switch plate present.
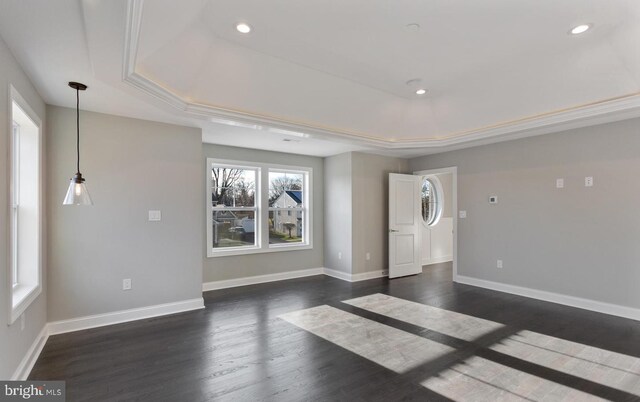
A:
[148,210,162,221]
[556,178,564,188]
[585,177,593,187]
[459,210,467,219]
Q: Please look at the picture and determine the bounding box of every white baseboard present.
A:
[203,268,324,291]
[422,255,453,266]
[11,325,49,380]
[324,268,388,282]
[456,275,640,322]
[47,297,205,335]
[323,268,352,281]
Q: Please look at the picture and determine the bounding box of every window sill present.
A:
[208,243,312,258]
[10,283,41,324]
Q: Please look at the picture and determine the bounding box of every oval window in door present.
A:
[421,176,443,226]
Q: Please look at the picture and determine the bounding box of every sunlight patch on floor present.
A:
[491,330,640,396]
[279,305,452,374]
[278,303,619,401]
[343,293,640,398]
[422,355,605,402]
[344,293,504,341]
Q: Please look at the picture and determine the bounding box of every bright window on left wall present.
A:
[9,86,42,324]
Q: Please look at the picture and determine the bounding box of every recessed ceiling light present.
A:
[569,24,591,35]
[236,23,252,34]
[416,89,427,95]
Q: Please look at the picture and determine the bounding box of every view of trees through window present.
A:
[212,167,255,207]
[211,166,257,249]
[210,165,308,250]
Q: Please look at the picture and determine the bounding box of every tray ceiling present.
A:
[0,0,639,156]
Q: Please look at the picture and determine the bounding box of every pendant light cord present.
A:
[76,87,80,175]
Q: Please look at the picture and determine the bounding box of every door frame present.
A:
[413,166,458,281]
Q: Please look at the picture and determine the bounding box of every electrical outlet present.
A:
[459,210,467,219]
[148,210,162,221]
[366,252,371,261]
[497,260,503,269]
[585,177,593,187]
[338,252,342,260]
[556,178,564,188]
[123,278,132,290]
[382,270,389,276]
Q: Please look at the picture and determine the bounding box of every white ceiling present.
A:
[0,0,639,157]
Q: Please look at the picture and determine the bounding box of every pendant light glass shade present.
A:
[64,82,93,206]
[63,173,93,205]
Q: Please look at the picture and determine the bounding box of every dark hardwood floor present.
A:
[30,263,640,401]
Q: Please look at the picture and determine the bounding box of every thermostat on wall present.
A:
[489,196,498,204]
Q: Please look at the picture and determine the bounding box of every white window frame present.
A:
[11,121,19,289]
[8,85,43,325]
[421,175,444,227]
[206,158,313,257]
[268,167,311,250]
[207,161,261,256]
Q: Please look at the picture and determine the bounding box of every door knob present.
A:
[389,229,399,233]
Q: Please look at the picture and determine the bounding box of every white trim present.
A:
[11,325,49,380]
[456,275,640,322]
[322,268,353,282]
[203,268,324,291]
[122,1,640,150]
[323,268,388,282]
[420,175,444,227]
[47,298,205,335]
[202,268,390,291]
[422,255,453,266]
[8,85,44,325]
[206,158,313,258]
[414,167,458,281]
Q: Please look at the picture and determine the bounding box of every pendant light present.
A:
[63,82,93,206]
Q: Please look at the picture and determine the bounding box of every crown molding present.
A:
[123,0,640,150]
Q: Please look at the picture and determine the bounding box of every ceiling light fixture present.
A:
[569,24,591,35]
[416,89,427,95]
[63,82,93,206]
[236,23,252,34]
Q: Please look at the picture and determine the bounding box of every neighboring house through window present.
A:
[207,159,312,257]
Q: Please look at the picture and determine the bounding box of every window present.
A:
[421,176,443,227]
[207,159,312,257]
[11,122,19,288]
[9,86,42,324]
[269,170,305,246]
[210,164,259,251]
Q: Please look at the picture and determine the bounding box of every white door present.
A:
[389,173,422,278]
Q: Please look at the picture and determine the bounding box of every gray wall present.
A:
[0,35,48,379]
[203,144,324,282]
[47,106,203,321]
[324,152,352,274]
[325,152,409,275]
[352,152,409,274]
[410,118,640,309]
